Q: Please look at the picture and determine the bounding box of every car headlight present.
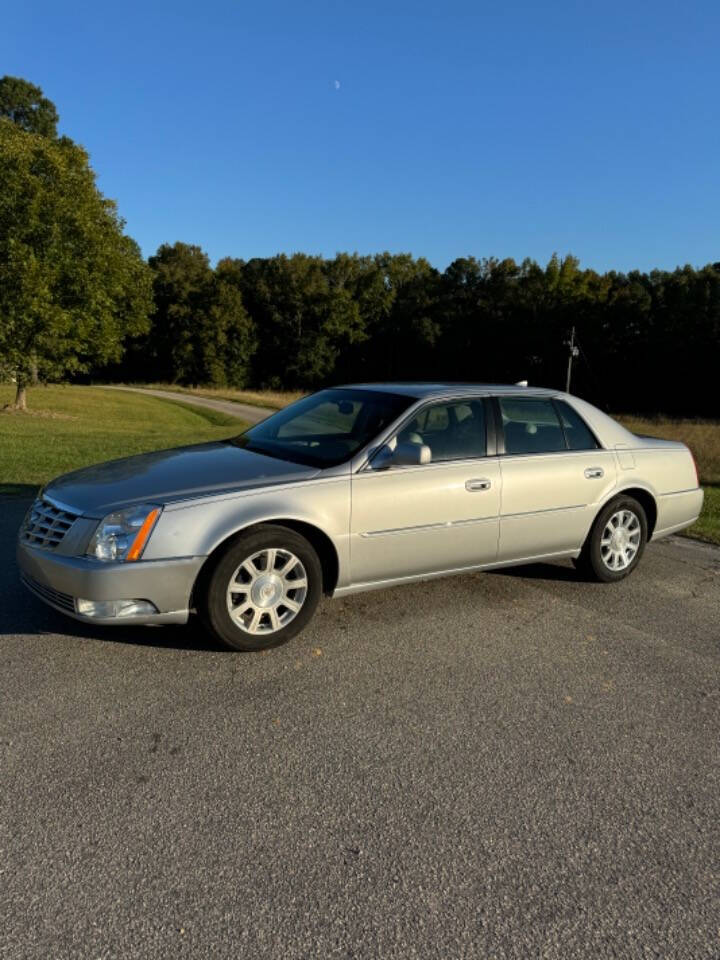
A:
[87,504,162,562]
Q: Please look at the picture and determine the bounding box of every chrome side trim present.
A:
[359,454,497,476]
[501,503,585,519]
[361,503,585,538]
[361,515,497,538]
[658,488,702,498]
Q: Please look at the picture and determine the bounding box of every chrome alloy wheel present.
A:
[600,509,642,571]
[226,548,308,635]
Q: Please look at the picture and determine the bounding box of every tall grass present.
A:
[617,416,720,485]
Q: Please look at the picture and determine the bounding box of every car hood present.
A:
[44,441,321,517]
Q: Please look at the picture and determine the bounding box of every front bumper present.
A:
[17,540,205,626]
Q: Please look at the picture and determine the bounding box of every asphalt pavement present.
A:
[100,385,272,424]
[1,496,719,959]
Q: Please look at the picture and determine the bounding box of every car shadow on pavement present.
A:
[0,497,226,652]
[490,560,583,583]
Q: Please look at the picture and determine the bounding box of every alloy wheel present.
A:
[600,509,642,571]
[226,548,308,635]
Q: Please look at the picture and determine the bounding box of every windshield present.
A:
[232,388,415,467]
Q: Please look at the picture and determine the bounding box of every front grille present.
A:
[21,498,79,550]
[20,574,76,614]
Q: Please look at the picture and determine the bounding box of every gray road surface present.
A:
[100,385,272,424]
[1,496,719,959]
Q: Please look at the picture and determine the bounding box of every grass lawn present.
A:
[687,485,720,544]
[0,385,245,497]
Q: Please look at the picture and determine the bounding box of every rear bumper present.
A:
[652,488,704,540]
[17,541,204,626]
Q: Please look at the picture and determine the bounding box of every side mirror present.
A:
[371,441,431,470]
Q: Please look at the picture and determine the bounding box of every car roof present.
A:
[339,382,561,400]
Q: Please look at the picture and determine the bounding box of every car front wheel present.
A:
[199,524,323,650]
[575,495,648,583]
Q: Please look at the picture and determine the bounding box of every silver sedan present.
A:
[18,384,704,650]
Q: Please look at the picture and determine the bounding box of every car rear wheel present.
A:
[199,524,322,650]
[574,495,648,583]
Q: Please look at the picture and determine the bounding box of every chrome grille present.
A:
[20,574,76,613]
[21,498,79,550]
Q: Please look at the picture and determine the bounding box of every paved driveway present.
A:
[2,496,719,959]
[101,385,272,424]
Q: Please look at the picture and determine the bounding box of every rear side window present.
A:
[499,398,565,454]
[555,400,599,450]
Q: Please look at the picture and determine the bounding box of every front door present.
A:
[349,398,501,586]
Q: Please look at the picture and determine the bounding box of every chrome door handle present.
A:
[584,467,604,479]
[465,478,491,491]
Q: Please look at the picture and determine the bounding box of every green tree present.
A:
[144,245,256,387]
[237,254,365,388]
[206,273,257,387]
[374,254,439,379]
[0,75,59,138]
[147,243,214,383]
[0,119,152,409]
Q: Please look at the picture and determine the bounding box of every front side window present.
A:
[233,389,414,467]
[395,399,487,462]
[499,398,565,454]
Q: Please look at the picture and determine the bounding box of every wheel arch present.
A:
[191,518,340,609]
[611,486,658,538]
[586,485,658,543]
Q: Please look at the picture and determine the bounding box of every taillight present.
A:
[690,450,700,487]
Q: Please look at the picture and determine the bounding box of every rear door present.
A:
[350,397,501,586]
[495,396,617,561]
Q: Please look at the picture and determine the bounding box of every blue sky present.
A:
[3,0,719,272]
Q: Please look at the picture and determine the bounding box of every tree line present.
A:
[116,245,720,417]
[1,76,718,417]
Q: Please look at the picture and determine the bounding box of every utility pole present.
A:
[565,326,579,393]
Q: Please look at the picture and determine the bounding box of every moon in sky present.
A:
[334,80,341,90]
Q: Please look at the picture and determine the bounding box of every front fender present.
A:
[142,476,352,587]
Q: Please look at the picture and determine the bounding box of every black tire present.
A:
[574,495,648,583]
[199,524,323,651]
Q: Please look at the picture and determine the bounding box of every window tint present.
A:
[396,399,486,462]
[234,389,414,467]
[423,406,449,432]
[556,400,599,450]
[277,400,360,437]
[499,398,565,454]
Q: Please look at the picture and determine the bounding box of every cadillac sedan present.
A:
[18,384,703,650]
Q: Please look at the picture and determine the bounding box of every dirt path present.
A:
[100,385,272,424]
